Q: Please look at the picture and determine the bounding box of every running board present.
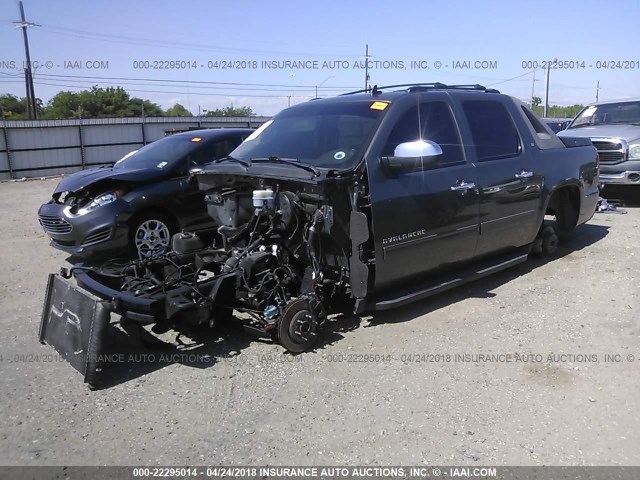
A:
[371,252,529,311]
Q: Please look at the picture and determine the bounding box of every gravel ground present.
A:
[0,177,638,467]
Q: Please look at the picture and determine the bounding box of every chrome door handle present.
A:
[450,181,476,191]
[515,170,533,178]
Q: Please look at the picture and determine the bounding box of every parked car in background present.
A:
[38,128,254,259]
[543,118,571,134]
[558,99,640,186]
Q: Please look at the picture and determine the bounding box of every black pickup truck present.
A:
[40,84,599,384]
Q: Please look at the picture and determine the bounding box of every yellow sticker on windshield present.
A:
[191,137,202,142]
[370,101,389,111]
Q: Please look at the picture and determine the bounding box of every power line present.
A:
[25,80,317,99]
[19,76,346,94]
[20,72,359,90]
[487,70,536,87]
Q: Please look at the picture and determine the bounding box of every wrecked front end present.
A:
[41,165,371,386]
[39,97,387,386]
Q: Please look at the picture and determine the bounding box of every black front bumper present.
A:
[74,265,239,325]
[75,269,160,323]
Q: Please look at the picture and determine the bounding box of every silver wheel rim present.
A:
[134,219,170,257]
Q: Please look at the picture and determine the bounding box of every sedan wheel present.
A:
[133,217,172,258]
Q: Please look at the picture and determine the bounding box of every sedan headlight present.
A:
[629,141,640,160]
[77,190,123,216]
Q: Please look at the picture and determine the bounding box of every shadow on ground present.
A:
[366,222,609,327]
[601,185,640,207]
[96,319,260,389]
[92,222,609,388]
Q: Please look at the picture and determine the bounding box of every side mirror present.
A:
[380,140,443,173]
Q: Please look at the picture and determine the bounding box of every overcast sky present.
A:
[1,0,638,115]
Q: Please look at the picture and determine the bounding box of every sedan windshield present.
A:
[229,100,386,169]
[114,135,205,170]
[569,101,640,128]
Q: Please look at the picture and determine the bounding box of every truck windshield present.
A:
[569,101,640,128]
[229,101,385,169]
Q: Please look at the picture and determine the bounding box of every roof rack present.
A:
[341,83,500,96]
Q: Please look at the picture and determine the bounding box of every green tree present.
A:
[41,91,81,119]
[41,86,163,119]
[165,103,193,116]
[532,104,584,119]
[531,96,542,108]
[0,93,44,119]
[129,97,164,117]
[205,105,255,117]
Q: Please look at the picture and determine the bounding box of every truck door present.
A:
[458,99,543,256]
[367,97,480,291]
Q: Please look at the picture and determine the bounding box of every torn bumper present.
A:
[74,269,160,323]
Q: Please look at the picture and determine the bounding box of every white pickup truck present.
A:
[558,99,640,185]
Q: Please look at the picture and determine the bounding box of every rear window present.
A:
[462,101,521,161]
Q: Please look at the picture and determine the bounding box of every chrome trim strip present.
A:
[482,210,535,226]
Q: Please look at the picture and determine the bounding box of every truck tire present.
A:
[539,225,559,257]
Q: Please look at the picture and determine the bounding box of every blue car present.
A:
[38,128,253,259]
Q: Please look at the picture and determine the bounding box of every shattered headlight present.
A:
[77,190,123,216]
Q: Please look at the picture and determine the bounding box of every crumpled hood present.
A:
[558,124,640,142]
[53,167,167,194]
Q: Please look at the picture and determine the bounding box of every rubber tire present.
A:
[277,300,319,353]
[210,305,234,328]
[540,225,559,258]
[129,211,174,258]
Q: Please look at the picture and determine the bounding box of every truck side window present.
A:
[462,101,521,161]
[383,101,464,164]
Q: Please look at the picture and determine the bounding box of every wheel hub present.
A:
[135,219,170,257]
[290,310,317,344]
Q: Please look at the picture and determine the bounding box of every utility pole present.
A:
[530,70,536,109]
[364,44,371,92]
[14,1,39,120]
[595,81,600,103]
[543,58,557,118]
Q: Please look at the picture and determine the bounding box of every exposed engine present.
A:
[76,176,355,352]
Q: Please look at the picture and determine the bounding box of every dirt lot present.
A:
[0,178,638,466]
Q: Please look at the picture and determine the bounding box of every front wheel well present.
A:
[128,208,178,232]
[545,185,580,233]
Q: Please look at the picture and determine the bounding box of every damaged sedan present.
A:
[37,128,253,259]
[40,84,599,386]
